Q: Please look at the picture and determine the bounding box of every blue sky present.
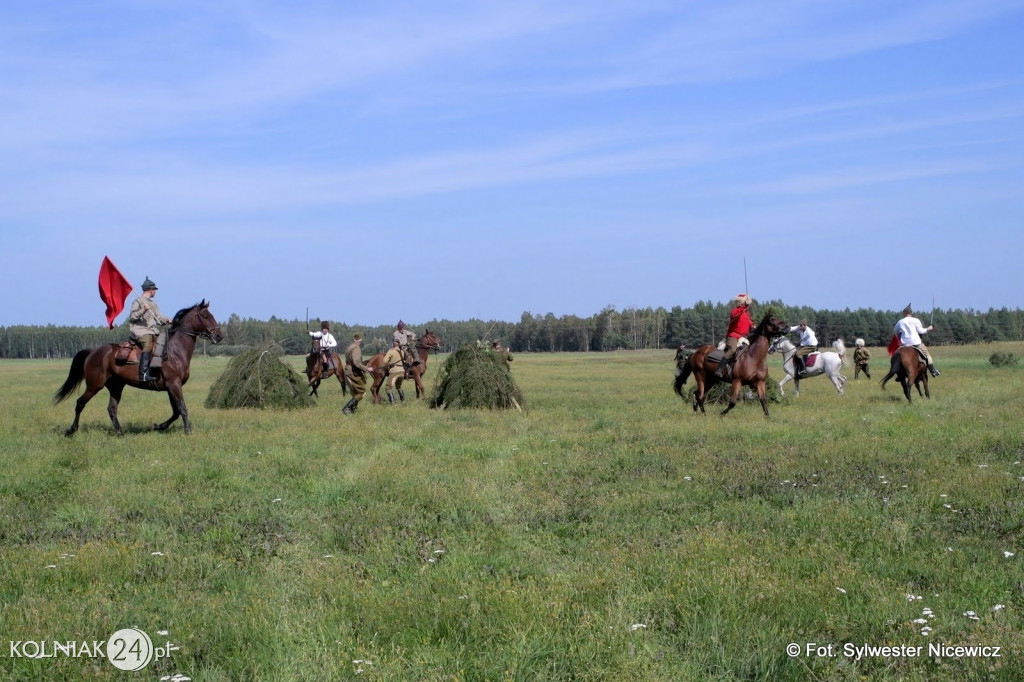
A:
[2,0,1023,327]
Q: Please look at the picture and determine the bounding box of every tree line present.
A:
[2,302,1021,359]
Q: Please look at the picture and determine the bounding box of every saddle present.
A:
[114,332,167,368]
[804,352,819,369]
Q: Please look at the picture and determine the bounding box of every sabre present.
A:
[743,257,749,300]
[930,295,935,327]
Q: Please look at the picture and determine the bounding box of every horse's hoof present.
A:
[63,429,76,438]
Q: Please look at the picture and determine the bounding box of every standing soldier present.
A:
[853,338,872,380]
[382,339,406,403]
[342,333,373,415]
[128,276,171,382]
[491,340,513,368]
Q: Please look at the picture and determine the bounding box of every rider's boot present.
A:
[139,352,154,382]
[715,357,729,379]
[397,388,405,403]
[928,364,941,377]
[411,349,421,367]
[342,398,357,415]
[387,391,396,404]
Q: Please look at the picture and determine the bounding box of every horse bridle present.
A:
[177,309,222,341]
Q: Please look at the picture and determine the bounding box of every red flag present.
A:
[886,333,901,356]
[98,256,133,329]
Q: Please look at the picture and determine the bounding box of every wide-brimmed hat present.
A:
[141,277,158,291]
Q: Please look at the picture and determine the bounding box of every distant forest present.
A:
[2,301,1022,359]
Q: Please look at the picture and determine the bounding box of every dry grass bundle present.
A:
[679,376,783,405]
[205,346,315,409]
[430,343,524,410]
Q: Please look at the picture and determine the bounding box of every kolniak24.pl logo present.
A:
[10,628,177,671]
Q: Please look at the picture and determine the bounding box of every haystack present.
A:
[430,343,524,410]
[680,377,783,405]
[205,347,315,409]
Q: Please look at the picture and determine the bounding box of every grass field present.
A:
[2,343,1023,681]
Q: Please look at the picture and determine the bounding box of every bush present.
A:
[989,352,1020,367]
[205,346,315,409]
[430,343,524,410]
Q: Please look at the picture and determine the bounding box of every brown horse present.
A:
[54,301,223,436]
[365,330,443,403]
[673,313,787,417]
[304,339,346,397]
[880,346,930,403]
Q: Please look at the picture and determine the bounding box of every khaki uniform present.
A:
[128,295,171,351]
[344,340,372,402]
[853,346,871,380]
[383,347,404,390]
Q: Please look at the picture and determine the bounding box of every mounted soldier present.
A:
[309,321,339,373]
[893,304,940,377]
[393,320,421,377]
[787,320,818,375]
[128,276,171,382]
[715,293,753,378]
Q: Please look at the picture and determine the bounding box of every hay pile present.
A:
[430,344,524,410]
[680,377,783,405]
[205,347,315,409]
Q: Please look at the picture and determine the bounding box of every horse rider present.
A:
[788,319,818,375]
[716,293,753,378]
[342,333,373,415]
[128,276,171,383]
[894,304,940,377]
[309,322,338,371]
[382,338,406,403]
[853,338,872,380]
[492,339,513,368]
[393,320,421,375]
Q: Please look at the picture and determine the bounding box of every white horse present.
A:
[769,337,848,396]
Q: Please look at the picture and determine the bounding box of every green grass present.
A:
[1,344,1023,680]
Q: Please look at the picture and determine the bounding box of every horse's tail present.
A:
[673,361,693,398]
[833,339,849,366]
[54,349,90,404]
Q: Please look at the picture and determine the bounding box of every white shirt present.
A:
[789,325,818,347]
[894,316,928,346]
[310,330,338,349]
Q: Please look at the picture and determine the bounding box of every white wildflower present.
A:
[836,587,847,594]
[630,624,647,631]
[992,604,1006,612]
[1004,551,1015,558]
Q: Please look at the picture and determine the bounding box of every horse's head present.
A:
[753,313,787,340]
[172,300,223,343]
[419,329,444,351]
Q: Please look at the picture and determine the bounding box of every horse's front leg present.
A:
[154,382,187,433]
[106,382,126,435]
[719,381,741,416]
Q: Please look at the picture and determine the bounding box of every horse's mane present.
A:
[169,302,205,334]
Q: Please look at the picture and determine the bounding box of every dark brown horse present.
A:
[880,347,930,403]
[365,330,443,403]
[54,301,223,435]
[304,338,346,397]
[673,313,787,417]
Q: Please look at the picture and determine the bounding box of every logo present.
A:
[106,628,154,671]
